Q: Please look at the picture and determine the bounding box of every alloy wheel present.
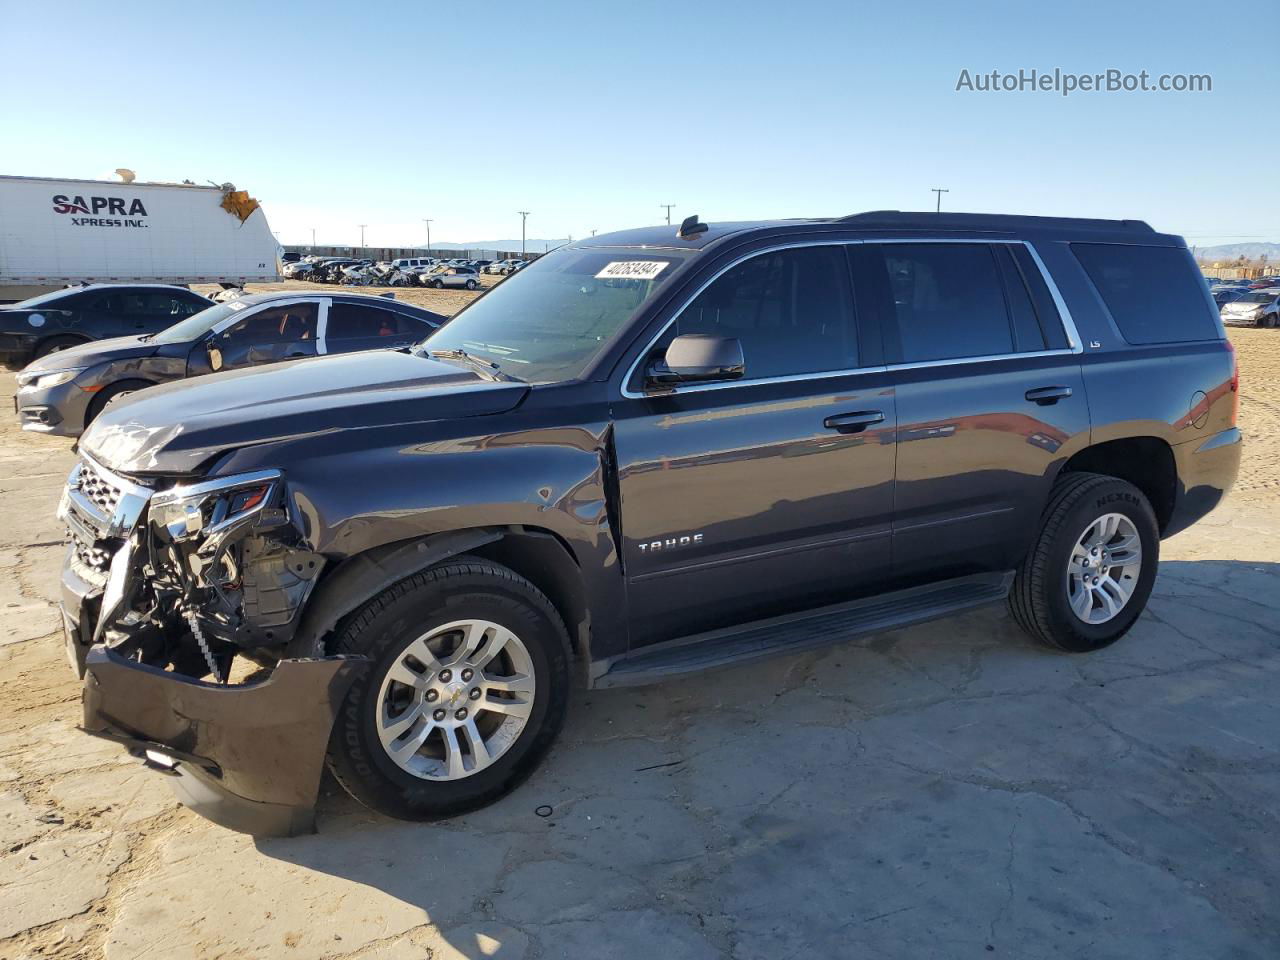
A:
[375,619,536,781]
[1066,513,1143,624]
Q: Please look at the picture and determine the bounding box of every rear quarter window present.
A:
[1071,243,1220,344]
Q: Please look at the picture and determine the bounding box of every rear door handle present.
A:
[1025,386,1073,405]
[824,411,885,433]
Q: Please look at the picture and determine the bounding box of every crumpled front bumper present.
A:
[80,644,368,836]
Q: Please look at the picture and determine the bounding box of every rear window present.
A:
[1072,243,1219,344]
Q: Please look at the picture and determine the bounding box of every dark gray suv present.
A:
[56,211,1240,836]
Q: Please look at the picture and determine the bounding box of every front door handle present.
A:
[1025,386,1073,406]
[824,410,885,433]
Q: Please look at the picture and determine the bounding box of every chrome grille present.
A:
[78,460,124,517]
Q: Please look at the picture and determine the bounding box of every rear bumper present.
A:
[1165,426,1242,538]
[0,332,38,369]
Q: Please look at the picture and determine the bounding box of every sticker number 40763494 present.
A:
[595,261,669,281]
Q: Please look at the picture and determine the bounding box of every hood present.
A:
[1222,301,1264,314]
[81,349,530,476]
[21,335,159,375]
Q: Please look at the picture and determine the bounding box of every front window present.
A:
[421,247,690,383]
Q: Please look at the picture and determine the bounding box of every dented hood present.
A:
[81,349,529,475]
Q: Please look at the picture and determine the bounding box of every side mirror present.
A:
[647,334,745,387]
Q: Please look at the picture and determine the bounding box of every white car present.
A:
[391,256,437,273]
[1221,290,1280,328]
[419,266,481,290]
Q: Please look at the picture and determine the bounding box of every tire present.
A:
[84,379,151,427]
[1008,472,1159,652]
[34,335,88,360]
[466,279,478,290]
[326,556,571,821]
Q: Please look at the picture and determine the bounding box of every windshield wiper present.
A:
[427,348,518,382]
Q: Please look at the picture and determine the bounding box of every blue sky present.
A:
[2,0,1273,249]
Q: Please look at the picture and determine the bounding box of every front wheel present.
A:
[1008,472,1159,652]
[326,556,571,820]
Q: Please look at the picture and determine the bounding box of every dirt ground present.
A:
[0,326,1277,959]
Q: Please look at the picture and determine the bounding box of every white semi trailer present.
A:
[0,174,281,302]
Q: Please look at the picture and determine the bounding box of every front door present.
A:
[203,301,322,372]
[613,243,897,646]
[869,241,1091,578]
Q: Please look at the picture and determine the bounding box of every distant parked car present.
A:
[13,292,447,437]
[0,285,213,369]
[281,252,302,264]
[1221,290,1280,327]
[1247,278,1280,289]
[485,259,524,275]
[419,266,481,290]
[391,257,437,273]
[1212,288,1249,307]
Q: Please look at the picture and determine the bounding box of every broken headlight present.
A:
[150,470,283,546]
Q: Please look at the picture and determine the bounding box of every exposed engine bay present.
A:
[62,456,323,680]
[59,454,365,836]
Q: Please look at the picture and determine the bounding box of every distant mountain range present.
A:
[1194,242,1280,262]
[430,239,565,252]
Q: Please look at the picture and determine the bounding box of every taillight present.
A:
[1227,340,1239,427]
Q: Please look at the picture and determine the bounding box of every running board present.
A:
[594,572,1013,688]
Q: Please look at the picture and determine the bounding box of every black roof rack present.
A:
[834,210,1156,233]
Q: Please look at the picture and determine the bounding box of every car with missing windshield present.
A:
[15,292,445,437]
[1220,289,1280,327]
[0,284,213,369]
[58,211,1239,836]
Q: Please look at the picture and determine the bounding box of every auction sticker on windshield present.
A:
[595,261,669,281]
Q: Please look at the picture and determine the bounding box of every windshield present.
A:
[1241,291,1278,303]
[148,300,253,344]
[421,247,689,383]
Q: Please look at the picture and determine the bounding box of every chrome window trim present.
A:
[619,238,1083,399]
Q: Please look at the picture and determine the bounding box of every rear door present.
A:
[871,240,1090,578]
[324,301,437,354]
[613,241,897,646]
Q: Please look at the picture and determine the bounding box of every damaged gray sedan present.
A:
[16,292,445,437]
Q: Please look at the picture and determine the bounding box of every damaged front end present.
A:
[58,455,366,836]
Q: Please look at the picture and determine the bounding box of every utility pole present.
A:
[518,211,530,255]
[931,188,949,213]
[590,229,596,236]
[310,227,316,249]
[422,218,433,252]
[660,204,675,225]
[358,224,367,250]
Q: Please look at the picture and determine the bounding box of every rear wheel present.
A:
[1008,472,1159,652]
[34,335,87,360]
[466,279,478,290]
[326,556,571,820]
